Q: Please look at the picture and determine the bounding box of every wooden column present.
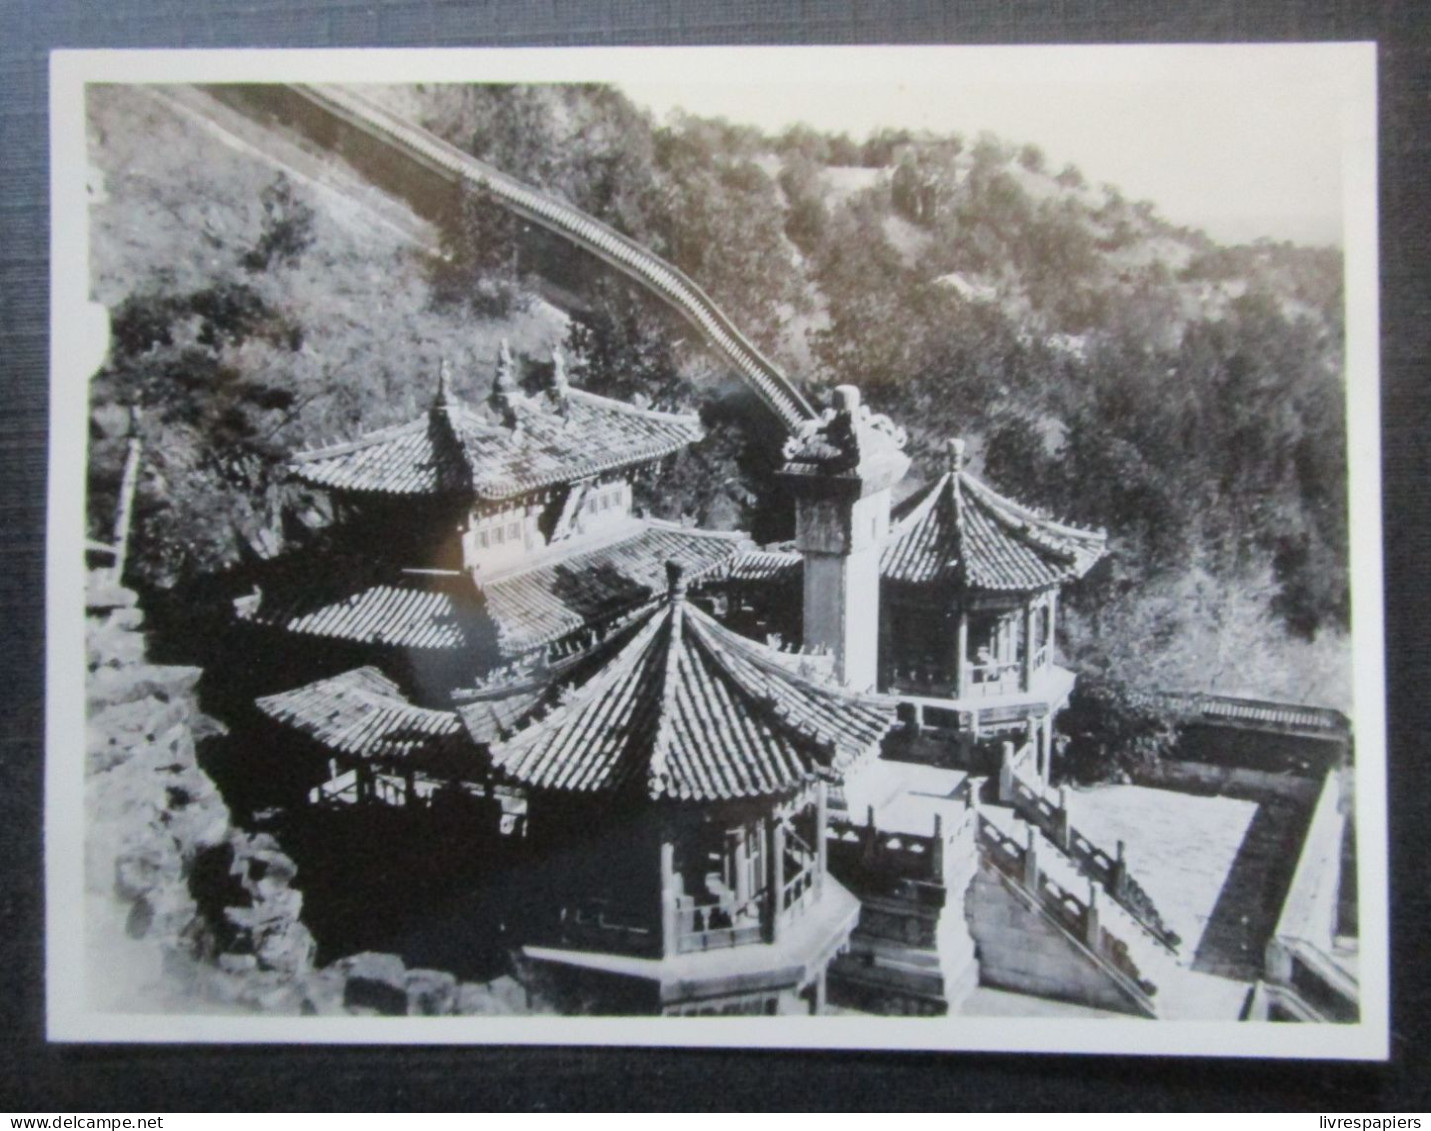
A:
[953,609,969,698]
[732,828,751,907]
[768,815,785,944]
[815,781,828,895]
[1048,589,1059,661]
[1021,598,1036,691]
[660,838,678,959]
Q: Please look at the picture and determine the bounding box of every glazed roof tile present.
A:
[254,666,472,773]
[292,387,702,502]
[881,471,1107,592]
[489,587,896,802]
[241,521,745,658]
[723,548,802,585]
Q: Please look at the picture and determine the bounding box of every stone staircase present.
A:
[976,800,1248,1020]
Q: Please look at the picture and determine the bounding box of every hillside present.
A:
[84,82,1350,708]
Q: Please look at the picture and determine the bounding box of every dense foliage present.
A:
[86,81,1351,718]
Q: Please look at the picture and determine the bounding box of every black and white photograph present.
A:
[46,45,1384,1056]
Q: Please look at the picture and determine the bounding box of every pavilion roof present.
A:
[238,520,745,659]
[254,666,474,774]
[489,568,896,803]
[881,467,1107,593]
[290,349,702,502]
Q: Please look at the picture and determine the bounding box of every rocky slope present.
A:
[83,570,537,1017]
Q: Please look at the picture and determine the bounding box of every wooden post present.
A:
[1021,599,1036,691]
[660,838,678,959]
[111,407,143,584]
[769,816,785,944]
[1022,824,1039,888]
[815,781,828,895]
[732,827,750,907]
[953,610,969,698]
[931,812,945,884]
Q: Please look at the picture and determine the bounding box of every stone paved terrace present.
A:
[959,986,1125,1019]
[1063,784,1266,973]
[841,759,969,837]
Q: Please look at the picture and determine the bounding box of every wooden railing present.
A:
[781,863,819,920]
[287,84,816,433]
[564,898,658,955]
[963,661,1023,698]
[309,768,360,806]
[674,891,765,953]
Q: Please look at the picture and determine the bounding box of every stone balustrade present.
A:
[998,741,1181,951]
[975,813,1158,1010]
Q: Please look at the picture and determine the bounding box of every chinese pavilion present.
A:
[233,353,1126,1016]
[494,561,894,1015]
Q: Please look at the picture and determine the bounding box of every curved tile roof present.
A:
[240,521,745,659]
[291,370,702,502]
[489,582,896,803]
[254,666,473,773]
[882,470,1107,592]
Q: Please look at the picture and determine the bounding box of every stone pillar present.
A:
[1084,881,1102,951]
[812,969,827,1015]
[1022,825,1039,889]
[660,838,679,959]
[1055,786,1071,851]
[779,386,909,693]
[1112,839,1129,900]
[998,741,1016,804]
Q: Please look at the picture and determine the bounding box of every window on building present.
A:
[507,521,521,541]
[478,530,490,549]
[493,525,505,545]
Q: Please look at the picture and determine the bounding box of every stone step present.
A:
[981,805,1181,990]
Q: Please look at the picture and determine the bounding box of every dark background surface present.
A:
[2,0,1428,1112]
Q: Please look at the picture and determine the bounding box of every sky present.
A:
[617,45,1371,248]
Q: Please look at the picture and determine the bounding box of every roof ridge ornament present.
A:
[489,339,521,427]
[648,560,689,797]
[435,358,455,410]
[779,384,907,475]
[549,346,572,416]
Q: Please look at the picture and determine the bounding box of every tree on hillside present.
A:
[89,281,305,588]
[429,184,530,319]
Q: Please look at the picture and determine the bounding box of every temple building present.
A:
[496,561,894,1015]
[236,342,746,709]
[236,353,1266,1021]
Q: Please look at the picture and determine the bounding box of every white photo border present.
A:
[46,44,1387,1058]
